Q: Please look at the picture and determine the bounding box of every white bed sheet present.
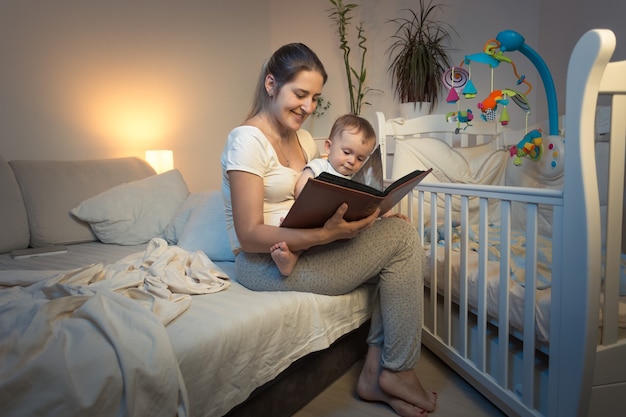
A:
[173,261,374,417]
[0,241,149,272]
[0,242,375,417]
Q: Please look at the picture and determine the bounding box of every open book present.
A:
[280,146,432,229]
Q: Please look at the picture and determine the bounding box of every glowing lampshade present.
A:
[145,150,174,174]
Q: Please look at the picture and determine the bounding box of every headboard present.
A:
[374,111,567,235]
[376,112,510,178]
[374,108,614,241]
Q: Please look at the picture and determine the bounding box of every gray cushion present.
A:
[0,155,29,253]
[10,157,156,247]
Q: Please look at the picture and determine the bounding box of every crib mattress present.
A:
[0,242,374,417]
[425,246,626,344]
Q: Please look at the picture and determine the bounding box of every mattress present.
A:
[169,261,374,417]
[0,242,374,417]
[425,245,626,345]
[0,241,149,271]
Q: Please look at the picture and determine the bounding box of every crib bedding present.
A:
[424,225,626,343]
[0,241,374,417]
[425,222,553,289]
[424,244,551,342]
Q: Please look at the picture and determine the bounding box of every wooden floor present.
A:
[294,347,506,417]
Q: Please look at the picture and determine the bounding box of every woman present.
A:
[221,43,436,417]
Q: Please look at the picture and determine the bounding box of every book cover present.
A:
[280,148,432,229]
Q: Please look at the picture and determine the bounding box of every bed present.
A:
[0,157,374,417]
[375,28,626,417]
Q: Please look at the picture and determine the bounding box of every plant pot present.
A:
[401,102,431,119]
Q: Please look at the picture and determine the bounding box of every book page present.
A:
[351,146,384,191]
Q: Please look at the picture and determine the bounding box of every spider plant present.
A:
[387,0,455,114]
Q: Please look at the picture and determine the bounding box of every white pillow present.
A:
[71,169,189,245]
[392,137,468,183]
[391,137,507,227]
[393,137,507,185]
[177,191,234,261]
[163,192,208,244]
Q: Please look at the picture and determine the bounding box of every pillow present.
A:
[163,192,208,244]
[71,169,189,245]
[393,137,508,185]
[0,155,29,252]
[177,190,234,261]
[10,157,156,247]
[391,137,507,227]
[392,137,468,183]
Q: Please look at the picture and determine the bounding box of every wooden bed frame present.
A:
[376,29,626,417]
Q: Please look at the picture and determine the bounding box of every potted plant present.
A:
[387,0,455,116]
[328,0,378,115]
[313,95,332,118]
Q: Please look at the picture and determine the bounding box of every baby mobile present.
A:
[441,30,562,169]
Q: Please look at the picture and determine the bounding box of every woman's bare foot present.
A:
[379,368,437,413]
[270,241,299,276]
[356,346,432,417]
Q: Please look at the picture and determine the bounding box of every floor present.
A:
[294,347,506,417]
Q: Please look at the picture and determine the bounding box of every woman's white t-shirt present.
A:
[221,126,318,252]
[306,157,352,179]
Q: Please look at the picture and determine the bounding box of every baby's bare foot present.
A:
[270,241,299,276]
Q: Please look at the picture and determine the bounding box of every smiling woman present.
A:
[221,42,437,417]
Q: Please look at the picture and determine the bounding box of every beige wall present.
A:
[0,0,625,191]
[0,1,269,191]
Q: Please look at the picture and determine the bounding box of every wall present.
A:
[0,0,269,192]
[0,0,624,191]
[264,0,543,136]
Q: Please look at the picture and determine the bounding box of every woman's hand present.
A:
[323,203,380,240]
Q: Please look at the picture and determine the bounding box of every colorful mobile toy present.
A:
[510,128,542,166]
[443,36,533,128]
[442,30,563,171]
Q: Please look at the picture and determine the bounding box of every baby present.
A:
[271,114,377,276]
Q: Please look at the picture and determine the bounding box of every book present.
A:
[280,146,432,229]
[11,245,68,259]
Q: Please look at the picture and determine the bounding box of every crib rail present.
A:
[399,181,562,416]
[560,29,626,417]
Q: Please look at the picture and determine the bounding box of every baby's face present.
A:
[326,129,375,176]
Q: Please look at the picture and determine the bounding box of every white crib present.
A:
[376,29,626,417]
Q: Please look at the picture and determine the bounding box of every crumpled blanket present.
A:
[42,237,230,325]
[0,238,230,417]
